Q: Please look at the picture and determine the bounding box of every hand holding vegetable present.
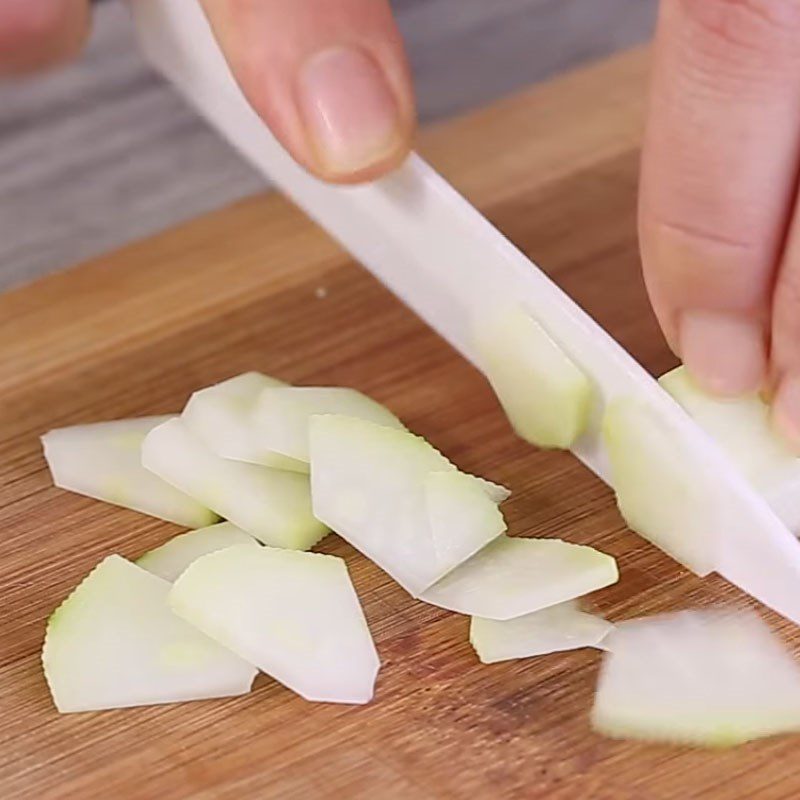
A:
[640,0,800,447]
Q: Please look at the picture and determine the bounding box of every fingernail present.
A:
[679,311,766,396]
[298,46,402,176]
[773,374,800,453]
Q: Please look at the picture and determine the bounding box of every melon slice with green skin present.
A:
[253,386,406,463]
[660,365,800,534]
[142,417,328,550]
[603,396,722,575]
[592,609,800,747]
[41,417,218,528]
[42,555,257,713]
[137,522,260,582]
[309,415,505,596]
[420,535,618,620]
[470,600,614,664]
[182,372,308,473]
[169,545,380,704]
[475,307,594,449]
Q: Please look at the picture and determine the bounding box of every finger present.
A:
[769,206,800,450]
[0,0,89,74]
[639,0,800,396]
[200,0,415,184]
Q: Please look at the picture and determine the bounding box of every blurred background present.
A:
[0,0,657,292]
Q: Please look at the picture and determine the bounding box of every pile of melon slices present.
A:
[42,370,618,713]
[40,311,800,748]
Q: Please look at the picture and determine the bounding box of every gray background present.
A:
[0,0,657,291]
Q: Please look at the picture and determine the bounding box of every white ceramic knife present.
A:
[130,0,800,624]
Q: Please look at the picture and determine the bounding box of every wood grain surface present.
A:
[2,49,798,800]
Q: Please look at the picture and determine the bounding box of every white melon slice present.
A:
[475,477,512,504]
[137,522,260,582]
[309,415,504,595]
[592,609,800,747]
[426,471,506,564]
[470,600,614,663]
[475,307,594,449]
[41,417,218,528]
[253,386,405,462]
[182,372,307,473]
[169,545,379,704]
[142,418,328,550]
[661,365,800,533]
[420,535,618,620]
[42,555,257,713]
[603,396,722,575]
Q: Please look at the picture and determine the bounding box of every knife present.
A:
[130,0,800,625]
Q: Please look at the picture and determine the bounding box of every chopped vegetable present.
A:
[137,522,259,582]
[475,307,594,449]
[420,535,618,620]
[42,555,256,713]
[182,372,308,473]
[41,417,218,528]
[170,545,380,704]
[592,609,800,747]
[142,417,328,550]
[603,396,719,575]
[253,386,405,462]
[661,365,800,534]
[475,477,512,504]
[309,415,504,595]
[426,471,506,565]
[470,600,613,663]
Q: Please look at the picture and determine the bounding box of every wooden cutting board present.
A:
[2,48,798,800]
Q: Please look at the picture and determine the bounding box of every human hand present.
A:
[0,0,415,182]
[640,0,800,447]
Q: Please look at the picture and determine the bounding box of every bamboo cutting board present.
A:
[2,48,799,800]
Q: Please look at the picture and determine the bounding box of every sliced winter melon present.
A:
[475,307,594,449]
[41,417,218,528]
[420,535,618,620]
[426,471,506,564]
[169,545,379,704]
[42,555,256,713]
[182,372,308,472]
[309,415,504,595]
[470,600,613,663]
[603,396,721,575]
[137,522,260,582]
[661,365,800,533]
[253,386,405,462]
[142,418,328,550]
[592,609,800,747]
[474,477,512,504]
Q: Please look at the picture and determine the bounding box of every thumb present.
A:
[200,0,416,184]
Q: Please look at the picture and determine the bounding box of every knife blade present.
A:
[130,0,800,624]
